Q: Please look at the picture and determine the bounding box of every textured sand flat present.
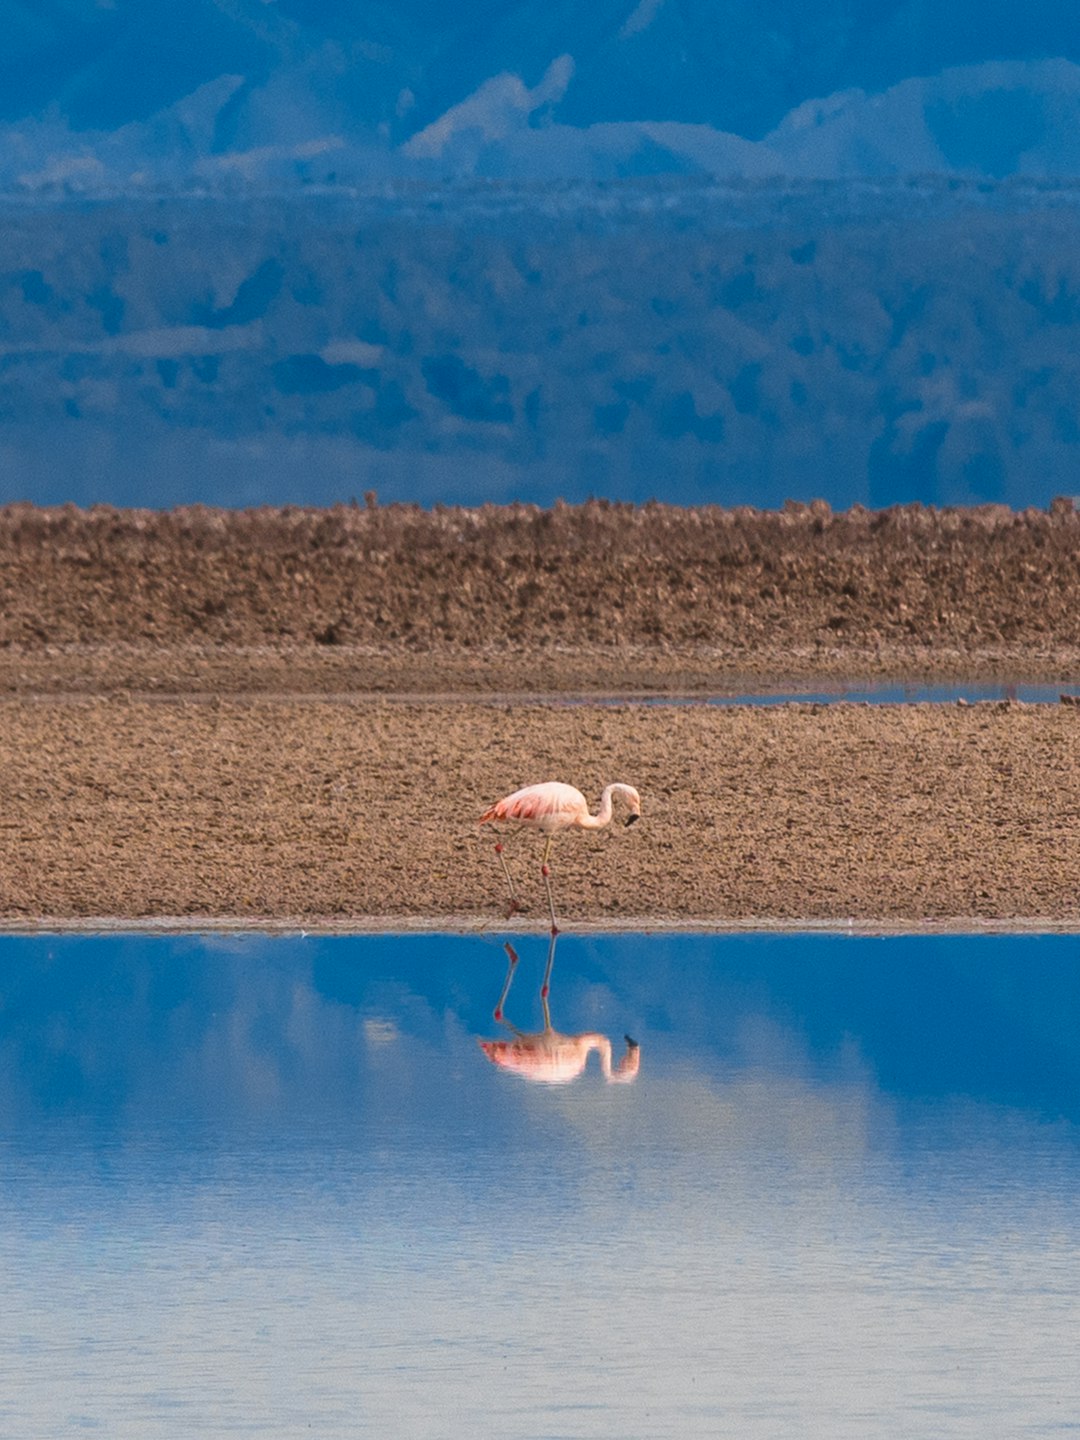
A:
[2,696,1078,926]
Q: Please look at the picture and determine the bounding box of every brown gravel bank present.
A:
[3,500,1080,691]
[2,698,1078,926]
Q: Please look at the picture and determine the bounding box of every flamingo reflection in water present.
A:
[478,936,640,1085]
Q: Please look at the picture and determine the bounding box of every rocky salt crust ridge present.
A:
[2,500,1079,689]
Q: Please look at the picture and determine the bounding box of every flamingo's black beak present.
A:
[625,813,640,827]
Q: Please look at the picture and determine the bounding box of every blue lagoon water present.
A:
[2,931,1079,1437]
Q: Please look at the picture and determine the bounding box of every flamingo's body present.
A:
[478,940,640,1086]
[478,780,641,931]
[479,780,637,835]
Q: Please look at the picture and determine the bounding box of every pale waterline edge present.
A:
[2,915,1078,936]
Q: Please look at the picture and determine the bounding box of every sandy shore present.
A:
[2,501,1079,928]
[2,695,1078,927]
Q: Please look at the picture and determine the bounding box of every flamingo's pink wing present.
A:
[478,782,581,826]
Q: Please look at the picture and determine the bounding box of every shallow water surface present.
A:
[2,931,1079,1438]
[624,681,1077,705]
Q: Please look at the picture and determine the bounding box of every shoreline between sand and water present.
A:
[4,915,1080,935]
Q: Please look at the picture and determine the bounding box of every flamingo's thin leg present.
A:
[494,839,519,917]
[539,929,557,1030]
[541,835,559,935]
[493,942,523,1033]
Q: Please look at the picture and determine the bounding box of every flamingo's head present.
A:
[623,785,642,826]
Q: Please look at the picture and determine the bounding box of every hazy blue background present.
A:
[4,1,1080,508]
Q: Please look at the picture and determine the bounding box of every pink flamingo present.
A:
[478,939,641,1085]
[478,780,642,933]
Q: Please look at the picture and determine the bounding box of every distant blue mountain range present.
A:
[6,3,1080,511]
[3,182,1080,511]
[5,0,1080,188]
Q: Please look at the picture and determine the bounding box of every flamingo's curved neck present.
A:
[590,1034,640,1083]
[579,784,631,830]
[591,1035,614,1072]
